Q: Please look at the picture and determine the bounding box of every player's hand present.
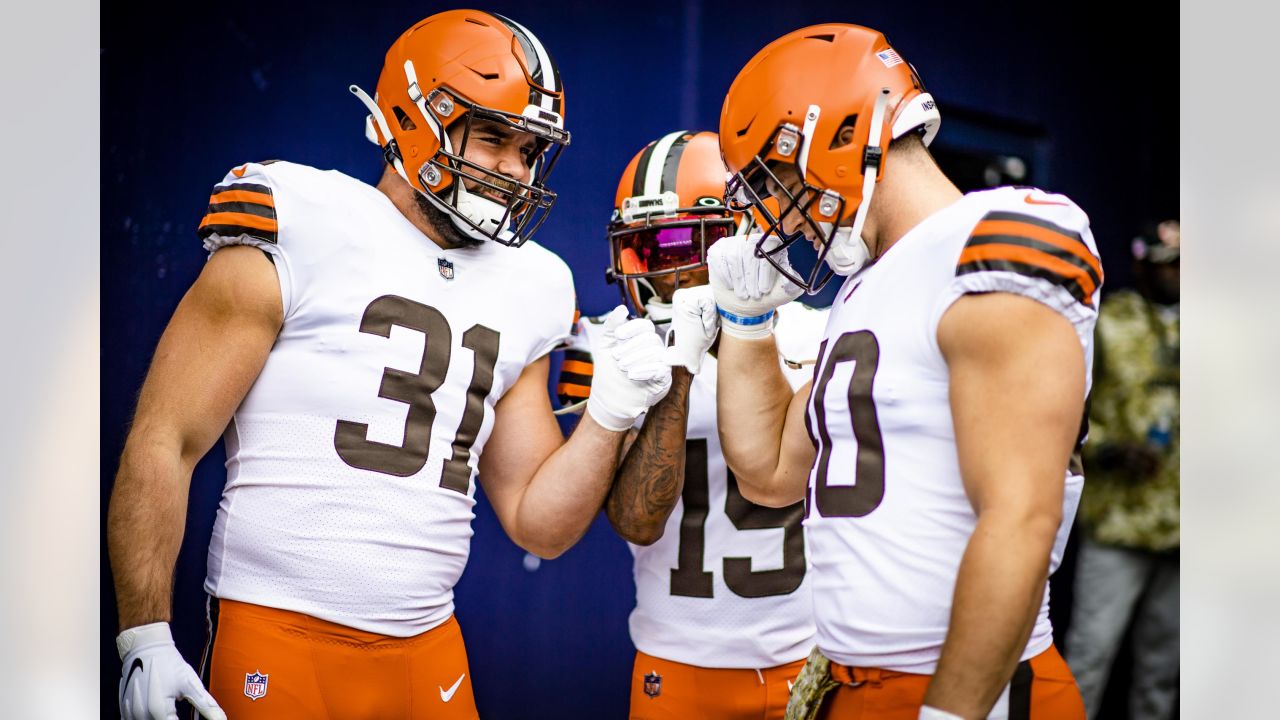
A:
[663,285,718,374]
[587,306,672,431]
[708,233,802,339]
[117,622,226,720]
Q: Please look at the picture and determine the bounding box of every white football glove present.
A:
[117,622,226,720]
[587,306,673,431]
[918,706,965,720]
[707,233,802,339]
[662,285,719,374]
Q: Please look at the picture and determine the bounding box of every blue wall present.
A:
[102,1,1177,717]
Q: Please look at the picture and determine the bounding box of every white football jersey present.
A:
[199,161,575,637]
[804,187,1098,673]
[564,301,827,668]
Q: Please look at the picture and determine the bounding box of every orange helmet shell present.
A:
[613,131,730,218]
[719,24,938,223]
[372,10,565,195]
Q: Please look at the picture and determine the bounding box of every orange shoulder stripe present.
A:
[199,212,279,232]
[556,383,591,399]
[972,219,1102,280]
[561,359,594,376]
[958,243,1098,300]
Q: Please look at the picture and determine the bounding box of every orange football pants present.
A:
[816,644,1084,719]
[197,597,478,720]
[629,649,806,720]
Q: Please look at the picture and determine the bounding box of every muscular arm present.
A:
[925,292,1085,718]
[605,366,693,545]
[715,334,815,507]
[478,356,628,559]
[107,246,283,630]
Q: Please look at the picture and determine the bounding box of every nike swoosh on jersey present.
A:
[124,657,144,688]
[1023,191,1068,206]
[439,673,466,703]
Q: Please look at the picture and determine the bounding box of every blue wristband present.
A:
[717,307,774,326]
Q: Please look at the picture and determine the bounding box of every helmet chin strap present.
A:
[350,84,411,185]
[821,88,891,277]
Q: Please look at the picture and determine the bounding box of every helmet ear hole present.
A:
[829,115,858,149]
[392,106,417,131]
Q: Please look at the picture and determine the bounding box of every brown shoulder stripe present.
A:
[197,223,278,244]
[974,211,1102,281]
[209,188,275,207]
[957,251,1090,304]
[558,369,593,388]
[200,181,277,244]
[206,201,276,219]
[212,182,272,196]
[958,211,1103,305]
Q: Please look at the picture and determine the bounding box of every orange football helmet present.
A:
[605,131,742,316]
[350,10,569,246]
[719,24,940,291]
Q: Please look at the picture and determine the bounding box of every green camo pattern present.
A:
[1080,290,1179,551]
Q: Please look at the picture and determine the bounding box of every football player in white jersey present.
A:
[556,131,828,720]
[679,24,1098,720]
[106,11,670,720]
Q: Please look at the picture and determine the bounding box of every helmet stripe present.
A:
[643,131,685,196]
[631,141,659,198]
[493,14,559,114]
[659,133,691,196]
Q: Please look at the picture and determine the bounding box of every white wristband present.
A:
[918,706,966,720]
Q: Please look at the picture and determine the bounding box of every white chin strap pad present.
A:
[819,224,872,276]
[451,180,513,239]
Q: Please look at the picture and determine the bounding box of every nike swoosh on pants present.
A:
[439,673,466,703]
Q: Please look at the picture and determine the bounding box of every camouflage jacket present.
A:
[1080,290,1179,551]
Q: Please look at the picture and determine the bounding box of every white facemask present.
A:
[817,222,872,276]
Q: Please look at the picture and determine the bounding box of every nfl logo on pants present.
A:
[244,671,269,701]
[643,672,662,698]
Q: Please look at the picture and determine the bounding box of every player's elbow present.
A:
[518,534,577,560]
[617,523,665,547]
[735,473,802,508]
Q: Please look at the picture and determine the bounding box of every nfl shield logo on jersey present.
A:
[244,671,268,701]
[643,671,662,698]
[438,257,456,280]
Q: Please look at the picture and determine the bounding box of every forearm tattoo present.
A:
[606,368,693,543]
